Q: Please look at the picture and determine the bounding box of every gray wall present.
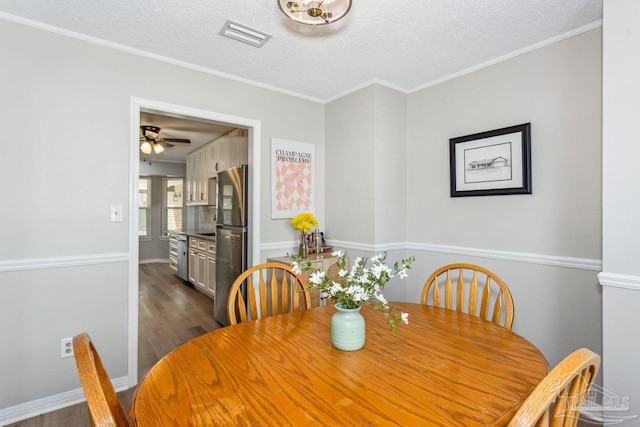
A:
[325,84,407,245]
[0,14,610,424]
[601,0,640,421]
[324,29,603,371]
[374,86,407,245]
[406,29,602,260]
[0,18,324,416]
[404,28,603,370]
[325,86,377,243]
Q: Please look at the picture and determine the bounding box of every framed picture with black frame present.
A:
[449,123,531,197]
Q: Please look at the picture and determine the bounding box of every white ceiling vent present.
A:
[219,20,271,48]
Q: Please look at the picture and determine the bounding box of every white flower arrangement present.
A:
[290,250,415,331]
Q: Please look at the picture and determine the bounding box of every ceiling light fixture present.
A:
[140,139,165,155]
[140,140,152,155]
[278,0,351,25]
[139,125,191,155]
[153,142,164,154]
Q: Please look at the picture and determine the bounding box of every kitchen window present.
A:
[163,177,184,236]
[139,177,151,236]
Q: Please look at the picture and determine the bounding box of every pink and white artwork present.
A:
[271,138,315,219]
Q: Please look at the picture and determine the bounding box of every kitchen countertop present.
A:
[175,230,216,241]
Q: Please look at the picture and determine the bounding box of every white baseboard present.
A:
[0,376,129,426]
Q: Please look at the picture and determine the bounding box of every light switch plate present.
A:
[110,205,123,222]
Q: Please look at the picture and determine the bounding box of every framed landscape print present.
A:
[449,123,531,197]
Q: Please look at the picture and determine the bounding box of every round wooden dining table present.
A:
[129,303,548,426]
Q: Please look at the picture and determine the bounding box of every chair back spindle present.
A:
[508,348,600,427]
[422,263,514,329]
[228,262,311,325]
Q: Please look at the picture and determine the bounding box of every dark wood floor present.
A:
[8,263,221,427]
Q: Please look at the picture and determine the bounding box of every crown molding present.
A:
[1,12,602,105]
[323,79,409,104]
[408,20,603,94]
[0,11,324,104]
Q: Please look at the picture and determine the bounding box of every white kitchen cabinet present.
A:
[215,134,230,173]
[210,129,248,175]
[206,240,216,298]
[228,130,248,168]
[186,128,248,205]
[186,152,197,205]
[197,148,208,204]
[186,148,214,206]
[207,142,219,177]
[196,252,206,290]
[188,236,216,299]
[188,248,198,284]
[206,254,216,298]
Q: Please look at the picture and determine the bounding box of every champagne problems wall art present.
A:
[271,138,315,219]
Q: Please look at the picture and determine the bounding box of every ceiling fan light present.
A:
[278,0,351,25]
[140,141,152,154]
[153,143,165,154]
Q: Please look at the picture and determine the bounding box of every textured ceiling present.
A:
[0,0,602,102]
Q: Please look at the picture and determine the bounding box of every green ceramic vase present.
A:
[331,303,365,351]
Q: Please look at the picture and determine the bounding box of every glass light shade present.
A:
[153,143,165,154]
[278,0,351,25]
[140,140,152,154]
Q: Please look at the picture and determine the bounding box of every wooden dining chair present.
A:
[73,332,129,427]
[326,262,345,284]
[227,262,312,325]
[421,263,515,329]
[508,348,601,427]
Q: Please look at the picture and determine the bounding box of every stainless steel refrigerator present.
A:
[214,165,248,326]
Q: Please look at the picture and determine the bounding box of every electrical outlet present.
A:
[60,337,74,358]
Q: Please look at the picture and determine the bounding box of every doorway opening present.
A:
[128,97,261,386]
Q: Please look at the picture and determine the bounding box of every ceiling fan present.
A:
[140,125,191,154]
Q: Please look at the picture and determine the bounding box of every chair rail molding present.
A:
[328,240,406,253]
[0,253,129,273]
[598,272,640,292]
[260,241,601,271]
[410,242,602,271]
[260,240,405,255]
